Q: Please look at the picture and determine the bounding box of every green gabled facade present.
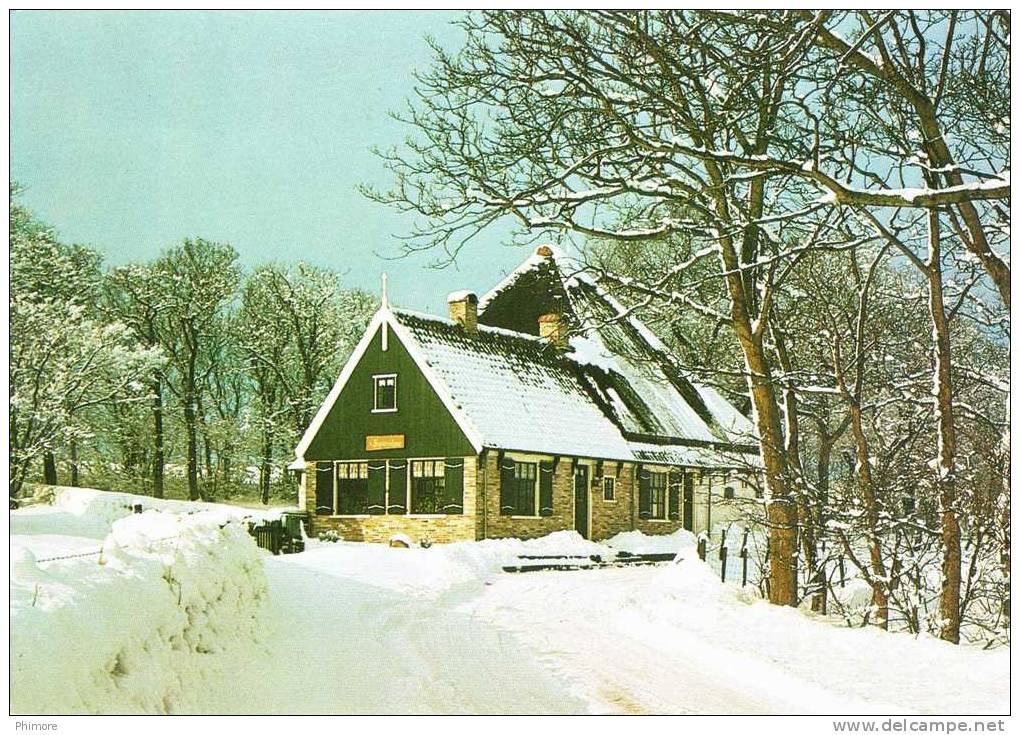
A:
[303,321,474,462]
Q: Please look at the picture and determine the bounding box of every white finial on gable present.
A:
[381,272,389,309]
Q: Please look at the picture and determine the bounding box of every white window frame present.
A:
[602,475,616,502]
[331,460,371,518]
[407,457,451,518]
[372,373,398,413]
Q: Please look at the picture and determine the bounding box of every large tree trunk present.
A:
[43,452,58,486]
[152,375,165,499]
[740,333,798,606]
[709,159,798,608]
[926,210,962,644]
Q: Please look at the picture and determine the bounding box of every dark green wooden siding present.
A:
[303,322,476,461]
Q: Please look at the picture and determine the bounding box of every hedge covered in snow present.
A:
[10,491,269,714]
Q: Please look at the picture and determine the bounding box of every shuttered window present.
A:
[638,468,651,519]
[367,462,387,515]
[337,462,370,515]
[314,462,334,516]
[668,471,681,521]
[500,459,538,516]
[313,457,467,517]
[539,461,554,516]
[387,462,408,514]
[443,460,465,515]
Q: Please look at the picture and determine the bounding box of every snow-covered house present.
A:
[292,246,761,544]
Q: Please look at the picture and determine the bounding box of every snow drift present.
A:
[10,493,269,714]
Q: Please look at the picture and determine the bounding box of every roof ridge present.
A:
[392,306,546,343]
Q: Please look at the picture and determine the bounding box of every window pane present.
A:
[603,476,615,501]
[513,461,537,515]
[649,472,666,519]
[374,375,396,410]
[337,462,369,514]
[411,459,446,514]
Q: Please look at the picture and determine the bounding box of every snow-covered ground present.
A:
[10,488,1009,715]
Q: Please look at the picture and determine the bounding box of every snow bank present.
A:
[52,485,293,524]
[288,530,677,599]
[10,496,268,714]
[604,528,696,554]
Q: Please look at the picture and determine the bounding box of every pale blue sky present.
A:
[10,10,524,312]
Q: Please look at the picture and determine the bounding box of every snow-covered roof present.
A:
[392,308,634,461]
[294,246,759,470]
[477,246,758,448]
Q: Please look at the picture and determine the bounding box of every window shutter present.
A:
[668,470,681,521]
[387,462,407,515]
[539,461,554,517]
[315,463,333,516]
[443,459,464,515]
[638,469,651,519]
[499,459,516,515]
[367,463,386,515]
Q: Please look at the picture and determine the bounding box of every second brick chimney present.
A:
[538,312,567,349]
[447,290,478,335]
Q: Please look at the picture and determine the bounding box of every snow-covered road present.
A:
[187,542,1008,715]
[186,556,588,714]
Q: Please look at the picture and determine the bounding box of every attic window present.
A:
[373,374,397,412]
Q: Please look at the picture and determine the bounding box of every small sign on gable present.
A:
[365,433,406,451]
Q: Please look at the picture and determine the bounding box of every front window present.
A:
[336,461,369,514]
[373,374,397,412]
[512,461,538,516]
[649,472,667,519]
[603,476,616,501]
[410,459,446,514]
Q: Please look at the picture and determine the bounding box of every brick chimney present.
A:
[447,290,478,335]
[538,312,567,349]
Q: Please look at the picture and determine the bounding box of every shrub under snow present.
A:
[10,496,268,714]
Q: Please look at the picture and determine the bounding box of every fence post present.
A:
[720,546,728,583]
[697,537,707,561]
[740,547,749,587]
[719,528,727,558]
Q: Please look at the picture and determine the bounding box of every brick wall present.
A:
[300,454,749,544]
[304,457,479,544]
[480,451,576,540]
[590,463,634,541]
